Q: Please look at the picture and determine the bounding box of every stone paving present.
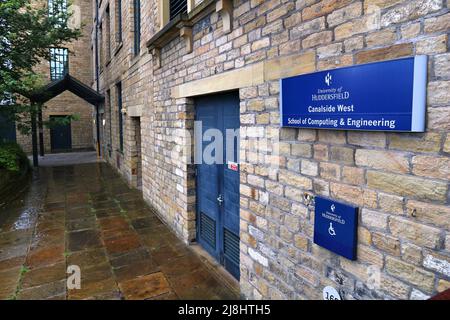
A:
[0,161,239,300]
[28,150,101,167]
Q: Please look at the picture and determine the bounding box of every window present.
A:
[116,82,123,152]
[107,89,112,147]
[48,0,68,26]
[91,45,95,81]
[105,5,111,61]
[49,48,68,81]
[170,0,187,20]
[159,0,190,29]
[115,0,123,43]
[48,0,68,15]
[133,0,141,56]
[187,0,198,13]
[98,23,103,70]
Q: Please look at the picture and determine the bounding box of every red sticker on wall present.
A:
[228,161,239,172]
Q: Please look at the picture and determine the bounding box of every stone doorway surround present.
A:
[169,52,316,244]
[120,105,144,190]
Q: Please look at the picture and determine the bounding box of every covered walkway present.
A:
[27,74,104,167]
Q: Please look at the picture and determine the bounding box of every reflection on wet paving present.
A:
[0,162,239,300]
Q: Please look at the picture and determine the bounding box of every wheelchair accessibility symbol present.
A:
[328,222,336,236]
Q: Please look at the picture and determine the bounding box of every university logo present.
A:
[330,204,336,213]
[325,72,332,86]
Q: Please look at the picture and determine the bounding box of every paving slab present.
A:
[0,157,239,300]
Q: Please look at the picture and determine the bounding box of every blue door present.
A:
[196,92,240,279]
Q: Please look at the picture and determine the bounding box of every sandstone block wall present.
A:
[95,0,155,188]
[96,0,450,300]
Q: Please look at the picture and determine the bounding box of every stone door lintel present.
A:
[171,51,316,99]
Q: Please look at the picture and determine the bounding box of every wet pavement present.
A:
[0,161,239,300]
[28,151,101,167]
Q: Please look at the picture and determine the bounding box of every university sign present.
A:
[280,56,428,132]
[314,196,358,260]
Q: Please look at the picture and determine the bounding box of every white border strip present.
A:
[279,78,284,126]
[411,55,428,132]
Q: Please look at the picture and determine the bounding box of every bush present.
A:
[0,142,30,172]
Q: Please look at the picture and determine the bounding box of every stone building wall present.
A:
[97,0,450,300]
[95,0,156,187]
[16,0,94,154]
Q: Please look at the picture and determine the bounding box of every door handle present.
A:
[217,194,224,205]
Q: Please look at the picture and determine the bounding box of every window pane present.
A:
[116,0,122,43]
[48,0,67,17]
[133,0,140,56]
[117,82,123,152]
[50,48,68,81]
[106,6,111,60]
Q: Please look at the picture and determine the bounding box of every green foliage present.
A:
[0,142,29,172]
[0,0,81,84]
[7,264,30,300]
[45,114,79,129]
[19,265,30,275]
[0,0,81,135]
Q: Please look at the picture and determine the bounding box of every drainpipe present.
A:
[94,0,101,157]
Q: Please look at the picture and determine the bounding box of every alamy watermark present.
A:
[168,120,281,170]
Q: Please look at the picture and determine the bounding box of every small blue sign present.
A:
[314,196,358,260]
[280,56,427,132]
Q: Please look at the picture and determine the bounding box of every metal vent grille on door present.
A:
[200,213,216,249]
[224,229,240,267]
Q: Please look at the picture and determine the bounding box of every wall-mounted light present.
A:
[102,119,106,126]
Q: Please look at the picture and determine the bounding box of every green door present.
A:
[50,115,72,152]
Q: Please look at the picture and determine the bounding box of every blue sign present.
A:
[314,196,358,260]
[280,56,427,132]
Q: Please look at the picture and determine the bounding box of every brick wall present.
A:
[95,0,155,187]
[16,0,94,154]
[97,0,450,299]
